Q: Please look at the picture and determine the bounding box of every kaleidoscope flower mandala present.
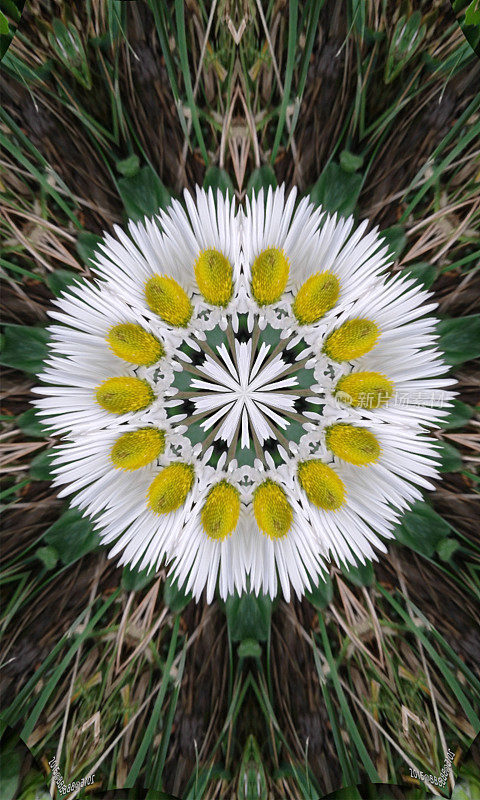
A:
[34,186,455,602]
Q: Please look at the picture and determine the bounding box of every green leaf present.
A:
[46,269,78,297]
[0,742,21,800]
[203,165,235,197]
[305,573,333,609]
[0,0,21,24]
[246,165,277,198]
[310,162,362,217]
[0,324,49,374]
[394,501,451,557]
[437,538,461,562]
[225,592,271,642]
[44,508,100,566]
[465,0,480,25]
[0,11,10,36]
[76,231,102,265]
[118,165,171,221]
[116,154,140,178]
[15,768,51,800]
[36,545,58,570]
[441,399,473,429]
[401,261,436,288]
[163,574,192,613]
[237,638,262,659]
[29,449,54,480]
[437,440,463,473]
[122,564,155,592]
[17,408,47,439]
[340,559,375,586]
[463,23,480,56]
[381,225,407,260]
[339,150,364,173]
[437,315,480,365]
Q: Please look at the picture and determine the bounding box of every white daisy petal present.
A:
[34,186,454,603]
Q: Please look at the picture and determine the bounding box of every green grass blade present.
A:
[317,615,380,783]
[174,0,208,165]
[125,615,181,787]
[311,637,358,786]
[149,639,187,788]
[400,95,480,220]
[271,0,298,164]
[20,588,121,740]
[377,583,480,730]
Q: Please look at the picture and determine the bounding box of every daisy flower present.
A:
[33,186,455,602]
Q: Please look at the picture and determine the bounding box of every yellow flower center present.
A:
[96,377,154,414]
[111,427,165,471]
[324,318,380,361]
[253,479,293,539]
[144,275,193,327]
[147,463,195,514]
[334,372,393,408]
[201,480,240,540]
[251,247,289,306]
[325,424,380,466]
[297,460,345,510]
[194,248,233,307]
[107,323,165,366]
[292,272,340,324]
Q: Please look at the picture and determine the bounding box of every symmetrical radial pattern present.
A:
[34,187,455,601]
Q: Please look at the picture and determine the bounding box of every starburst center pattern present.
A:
[170,318,319,461]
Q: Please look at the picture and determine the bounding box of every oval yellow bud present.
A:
[325,424,380,466]
[111,428,165,471]
[201,480,240,540]
[292,272,340,324]
[147,463,195,514]
[253,479,293,539]
[334,372,393,409]
[324,318,380,361]
[251,247,289,306]
[145,275,193,327]
[297,460,345,510]
[107,323,165,366]
[195,249,233,307]
[96,377,154,414]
